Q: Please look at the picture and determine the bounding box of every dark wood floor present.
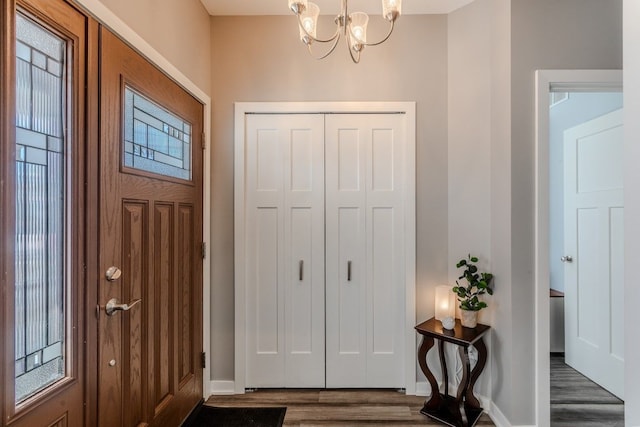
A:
[551,354,624,426]
[206,389,495,426]
[204,357,623,426]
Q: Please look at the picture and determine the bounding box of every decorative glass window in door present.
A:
[123,86,192,181]
[14,12,67,403]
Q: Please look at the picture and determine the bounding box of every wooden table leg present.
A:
[438,339,448,396]
[454,346,471,426]
[418,335,442,410]
[465,337,487,409]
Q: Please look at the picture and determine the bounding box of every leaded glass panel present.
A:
[14,12,66,404]
[123,86,192,180]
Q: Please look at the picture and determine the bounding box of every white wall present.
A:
[549,93,623,293]
[624,1,640,425]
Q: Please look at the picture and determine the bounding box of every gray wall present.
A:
[510,0,622,423]
[209,15,450,380]
[448,0,494,399]
[549,93,623,293]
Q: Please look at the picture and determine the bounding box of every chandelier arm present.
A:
[361,19,395,47]
[307,34,343,60]
[348,45,361,64]
[346,31,361,64]
[297,13,341,44]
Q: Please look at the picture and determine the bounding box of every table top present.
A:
[415,317,490,346]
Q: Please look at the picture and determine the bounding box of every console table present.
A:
[415,317,490,427]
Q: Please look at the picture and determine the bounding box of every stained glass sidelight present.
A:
[14,13,67,403]
[123,86,192,180]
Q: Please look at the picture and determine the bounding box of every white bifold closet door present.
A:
[244,112,406,389]
[325,114,406,388]
[245,114,326,387]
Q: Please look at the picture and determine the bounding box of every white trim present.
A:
[234,102,416,394]
[70,0,213,398]
[534,70,622,427]
[488,401,512,427]
[209,381,236,395]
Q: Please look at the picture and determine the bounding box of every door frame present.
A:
[233,101,417,395]
[70,0,213,400]
[534,69,623,426]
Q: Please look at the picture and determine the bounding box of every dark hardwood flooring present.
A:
[551,353,624,426]
[206,389,495,426]
[203,358,624,426]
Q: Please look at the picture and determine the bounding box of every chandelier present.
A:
[288,0,402,63]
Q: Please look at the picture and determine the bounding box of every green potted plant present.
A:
[452,254,493,328]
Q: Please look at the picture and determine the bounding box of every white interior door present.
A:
[245,114,325,387]
[564,108,624,398]
[325,114,406,388]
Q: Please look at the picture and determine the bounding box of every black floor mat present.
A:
[183,405,286,427]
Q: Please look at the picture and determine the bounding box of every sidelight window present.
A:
[14,12,67,404]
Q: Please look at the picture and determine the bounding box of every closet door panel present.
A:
[245,114,325,388]
[246,116,285,387]
[326,114,405,388]
[326,118,367,387]
[367,205,404,386]
[284,117,325,387]
[366,115,405,387]
[327,206,367,386]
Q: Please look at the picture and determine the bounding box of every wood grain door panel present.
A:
[98,27,203,427]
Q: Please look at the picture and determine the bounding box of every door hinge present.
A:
[201,242,206,260]
[202,132,206,150]
[201,352,206,369]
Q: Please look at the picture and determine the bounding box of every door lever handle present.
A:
[561,255,573,263]
[105,298,142,316]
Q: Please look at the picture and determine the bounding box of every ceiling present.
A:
[201,0,475,16]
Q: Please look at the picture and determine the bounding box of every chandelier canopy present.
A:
[288,0,402,63]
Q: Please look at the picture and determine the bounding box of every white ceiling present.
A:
[201,0,475,16]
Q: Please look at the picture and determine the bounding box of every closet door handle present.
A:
[299,260,304,281]
[347,261,352,281]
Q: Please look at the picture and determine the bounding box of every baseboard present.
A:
[209,380,236,395]
[487,400,511,427]
[415,381,430,396]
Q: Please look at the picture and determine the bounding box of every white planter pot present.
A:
[460,309,478,328]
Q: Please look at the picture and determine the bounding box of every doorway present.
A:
[534,70,624,426]
[233,102,417,394]
[97,28,204,426]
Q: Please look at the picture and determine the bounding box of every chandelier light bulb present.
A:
[298,2,319,44]
[352,26,364,41]
[303,17,314,32]
[382,0,402,21]
[349,12,368,51]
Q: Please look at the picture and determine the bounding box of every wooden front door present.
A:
[98,28,204,427]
